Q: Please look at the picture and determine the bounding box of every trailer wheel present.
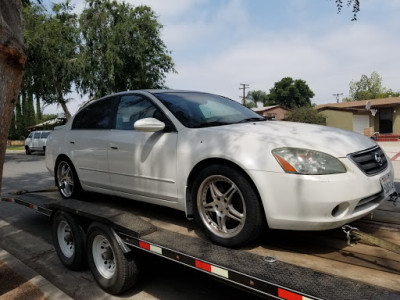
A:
[52,211,86,270]
[55,158,82,199]
[87,223,138,295]
[192,164,263,247]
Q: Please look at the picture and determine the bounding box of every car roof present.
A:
[115,89,206,96]
[79,89,214,110]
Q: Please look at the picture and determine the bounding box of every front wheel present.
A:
[192,165,264,247]
[87,223,139,295]
[55,159,82,199]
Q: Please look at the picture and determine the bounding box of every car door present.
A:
[32,131,41,150]
[25,132,34,148]
[68,96,119,191]
[108,93,178,202]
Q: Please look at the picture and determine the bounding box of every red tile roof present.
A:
[315,97,400,111]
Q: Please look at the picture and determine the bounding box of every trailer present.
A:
[1,189,400,299]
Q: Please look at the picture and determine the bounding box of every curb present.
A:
[0,248,73,300]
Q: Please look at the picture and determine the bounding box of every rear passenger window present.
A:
[41,132,50,138]
[72,97,118,129]
[34,132,41,139]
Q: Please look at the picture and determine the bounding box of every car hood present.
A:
[196,121,377,157]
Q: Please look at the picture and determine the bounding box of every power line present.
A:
[239,83,249,106]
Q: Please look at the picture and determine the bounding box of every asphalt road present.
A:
[0,152,261,300]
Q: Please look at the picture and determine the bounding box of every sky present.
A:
[42,0,400,115]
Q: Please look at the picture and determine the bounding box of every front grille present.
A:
[348,146,388,176]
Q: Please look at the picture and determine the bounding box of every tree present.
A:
[286,107,327,125]
[348,71,399,101]
[78,0,175,98]
[335,0,360,21]
[15,97,25,139]
[36,96,42,122]
[246,90,270,108]
[22,1,79,119]
[8,112,18,140]
[267,77,315,109]
[0,0,26,194]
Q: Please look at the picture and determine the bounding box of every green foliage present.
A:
[15,97,26,139]
[40,114,58,122]
[78,0,175,98]
[8,112,18,140]
[36,96,42,122]
[246,90,270,107]
[23,1,81,119]
[376,91,400,98]
[267,77,315,109]
[348,71,399,101]
[286,107,327,125]
[22,92,36,129]
[349,71,383,100]
[21,0,175,116]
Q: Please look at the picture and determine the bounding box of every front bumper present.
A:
[249,157,395,231]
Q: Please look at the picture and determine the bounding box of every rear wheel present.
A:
[192,164,263,247]
[87,223,139,295]
[55,159,82,199]
[52,211,86,270]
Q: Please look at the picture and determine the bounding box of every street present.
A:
[0,152,261,300]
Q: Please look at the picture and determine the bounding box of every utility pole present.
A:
[333,93,343,103]
[239,83,249,106]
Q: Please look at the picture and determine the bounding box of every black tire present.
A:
[25,147,31,155]
[55,158,83,199]
[52,211,86,271]
[192,164,263,247]
[87,223,139,295]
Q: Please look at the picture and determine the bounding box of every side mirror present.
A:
[134,118,165,132]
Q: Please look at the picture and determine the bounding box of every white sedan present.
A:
[45,90,396,247]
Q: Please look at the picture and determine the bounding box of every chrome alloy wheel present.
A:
[197,175,246,238]
[92,235,116,279]
[57,161,74,198]
[57,220,74,258]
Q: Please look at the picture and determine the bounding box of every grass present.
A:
[7,146,24,151]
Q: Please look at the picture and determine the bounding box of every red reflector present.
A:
[29,204,34,209]
[278,288,303,300]
[195,260,211,272]
[139,241,150,250]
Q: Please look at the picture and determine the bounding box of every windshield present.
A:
[154,92,265,128]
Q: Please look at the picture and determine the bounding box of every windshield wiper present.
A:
[236,117,266,123]
[192,121,230,128]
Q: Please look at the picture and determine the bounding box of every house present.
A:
[315,97,400,140]
[252,105,289,120]
[29,116,67,131]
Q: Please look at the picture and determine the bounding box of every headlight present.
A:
[272,148,346,175]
